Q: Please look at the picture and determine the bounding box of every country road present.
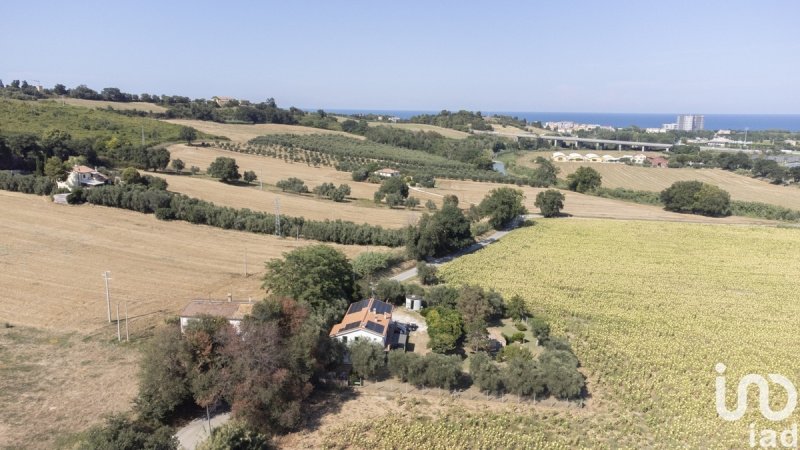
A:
[391,214,537,282]
[175,412,230,450]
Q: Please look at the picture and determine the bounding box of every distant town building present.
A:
[662,123,678,131]
[645,127,666,134]
[544,121,614,133]
[677,114,705,131]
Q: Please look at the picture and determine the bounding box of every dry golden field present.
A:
[366,121,471,139]
[513,152,800,209]
[164,119,363,143]
[161,173,420,228]
[57,98,168,113]
[0,326,139,449]
[427,178,774,225]
[167,143,400,203]
[167,144,773,226]
[0,191,387,334]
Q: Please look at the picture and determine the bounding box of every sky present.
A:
[2,0,799,113]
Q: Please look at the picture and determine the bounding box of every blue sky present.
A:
[2,0,799,113]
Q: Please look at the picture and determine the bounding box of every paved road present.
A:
[175,412,231,450]
[391,214,537,282]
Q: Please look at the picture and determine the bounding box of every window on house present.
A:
[341,336,347,343]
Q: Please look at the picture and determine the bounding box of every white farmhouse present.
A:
[57,165,109,191]
[375,168,401,178]
[329,298,393,347]
[178,299,254,333]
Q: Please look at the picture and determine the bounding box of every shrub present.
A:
[660,180,731,217]
[534,189,565,217]
[276,177,309,193]
[514,322,527,331]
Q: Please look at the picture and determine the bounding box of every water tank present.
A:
[412,299,422,311]
[405,297,413,309]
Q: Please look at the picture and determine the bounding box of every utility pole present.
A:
[141,125,145,148]
[743,127,749,149]
[244,247,248,278]
[116,303,121,342]
[102,271,112,323]
[124,302,129,342]
[260,170,263,191]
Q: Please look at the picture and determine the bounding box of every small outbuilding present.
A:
[375,168,401,178]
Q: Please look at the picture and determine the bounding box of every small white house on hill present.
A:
[375,168,401,178]
[57,165,109,191]
[329,298,393,347]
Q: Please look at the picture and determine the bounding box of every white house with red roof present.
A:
[57,165,109,191]
[329,298,394,347]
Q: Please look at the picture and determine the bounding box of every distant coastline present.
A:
[326,109,800,131]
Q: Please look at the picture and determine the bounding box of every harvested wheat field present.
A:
[164,119,362,142]
[0,191,389,334]
[0,326,139,449]
[162,173,419,228]
[366,121,470,139]
[513,153,800,210]
[168,144,386,201]
[57,98,168,113]
[425,179,775,225]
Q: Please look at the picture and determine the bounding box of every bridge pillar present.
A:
[595,143,600,150]
[641,145,646,152]
[618,144,622,151]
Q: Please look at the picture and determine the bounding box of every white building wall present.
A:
[335,329,385,346]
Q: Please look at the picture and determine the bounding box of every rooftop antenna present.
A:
[274,198,281,237]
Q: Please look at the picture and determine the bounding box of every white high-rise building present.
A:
[677,114,705,131]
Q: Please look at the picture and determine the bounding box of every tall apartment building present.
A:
[677,114,705,131]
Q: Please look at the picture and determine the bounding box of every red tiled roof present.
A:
[179,300,254,320]
[329,298,393,339]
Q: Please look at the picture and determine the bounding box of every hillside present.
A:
[0,99,186,144]
[164,118,363,143]
[58,98,168,113]
[513,152,800,210]
[0,190,387,334]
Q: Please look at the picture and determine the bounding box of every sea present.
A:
[326,110,800,132]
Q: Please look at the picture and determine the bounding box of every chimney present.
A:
[227,293,232,302]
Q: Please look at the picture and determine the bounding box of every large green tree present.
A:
[406,203,473,259]
[478,187,526,229]
[179,126,198,145]
[262,245,355,324]
[566,166,602,193]
[349,339,386,380]
[423,306,464,353]
[207,156,241,183]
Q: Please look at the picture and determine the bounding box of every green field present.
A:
[327,219,800,448]
[0,99,194,146]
